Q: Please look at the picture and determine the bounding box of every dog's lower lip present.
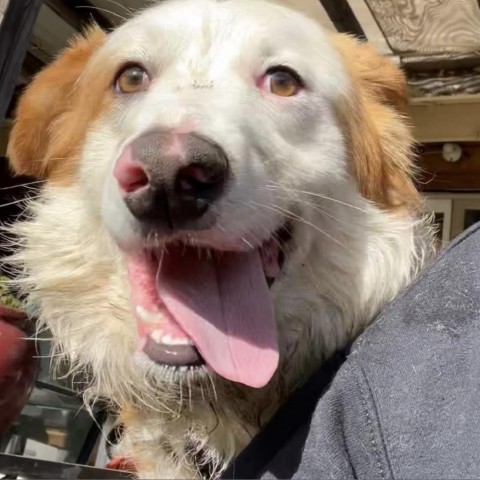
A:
[143,337,205,367]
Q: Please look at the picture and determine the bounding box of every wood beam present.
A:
[345,0,394,57]
[402,52,480,73]
[318,0,365,38]
[408,94,480,143]
[0,0,43,123]
[408,71,480,97]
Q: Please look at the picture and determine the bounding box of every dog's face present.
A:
[8,0,420,401]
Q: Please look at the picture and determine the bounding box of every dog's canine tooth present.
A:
[136,305,162,325]
[161,333,174,345]
[159,334,192,346]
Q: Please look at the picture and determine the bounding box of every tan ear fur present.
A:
[7,26,108,181]
[332,35,420,212]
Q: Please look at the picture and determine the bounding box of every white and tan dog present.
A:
[6,0,433,477]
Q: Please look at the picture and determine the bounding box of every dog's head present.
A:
[8,0,423,400]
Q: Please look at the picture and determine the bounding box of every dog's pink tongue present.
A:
[157,246,279,388]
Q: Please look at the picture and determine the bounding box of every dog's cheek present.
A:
[81,126,117,196]
[45,74,116,187]
[221,162,283,239]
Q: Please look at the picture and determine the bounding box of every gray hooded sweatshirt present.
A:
[224,222,480,480]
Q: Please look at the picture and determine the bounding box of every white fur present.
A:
[6,0,434,478]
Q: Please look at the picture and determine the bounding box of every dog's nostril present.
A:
[123,166,149,193]
[115,151,149,195]
[176,164,224,196]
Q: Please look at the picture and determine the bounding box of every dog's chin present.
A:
[119,222,292,389]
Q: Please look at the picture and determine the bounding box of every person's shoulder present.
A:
[440,220,480,255]
[233,223,480,479]
[352,220,480,359]
[339,221,480,479]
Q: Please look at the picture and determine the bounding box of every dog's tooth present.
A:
[159,334,192,346]
[150,329,164,344]
[161,334,174,345]
[136,306,162,325]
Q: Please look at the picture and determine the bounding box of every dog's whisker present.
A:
[97,0,136,15]
[246,200,347,250]
[218,202,291,260]
[293,198,353,228]
[0,180,44,191]
[206,372,218,402]
[249,184,365,240]
[187,371,193,412]
[265,183,370,214]
[241,237,254,249]
[178,375,185,412]
[271,204,347,249]
[32,352,67,359]
[76,5,128,22]
[0,196,41,208]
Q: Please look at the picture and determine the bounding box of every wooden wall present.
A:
[418,143,480,192]
[408,94,480,143]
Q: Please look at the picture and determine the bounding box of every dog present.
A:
[6,0,434,477]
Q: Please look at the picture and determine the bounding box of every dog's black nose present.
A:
[114,131,229,231]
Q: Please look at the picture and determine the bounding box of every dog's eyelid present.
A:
[113,61,151,86]
[265,65,306,89]
[266,65,300,77]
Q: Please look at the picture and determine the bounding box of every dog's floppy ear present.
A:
[7,26,107,179]
[333,35,420,212]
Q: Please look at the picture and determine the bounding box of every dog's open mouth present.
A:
[127,226,290,388]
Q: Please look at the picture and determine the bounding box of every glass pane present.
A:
[0,329,99,465]
[464,209,480,231]
[432,212,445,241]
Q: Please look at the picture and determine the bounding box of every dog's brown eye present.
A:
[116,65,150,94]
[267,67,303,97]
